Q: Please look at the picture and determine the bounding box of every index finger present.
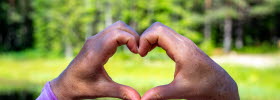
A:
[103,21,139,41]
[139,22,179,60]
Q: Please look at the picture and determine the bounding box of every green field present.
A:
[0,50,280,100]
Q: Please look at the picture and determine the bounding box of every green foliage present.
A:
[206,7,239,22]
[32,0,95,56]
[199,40,215,55]
[0,0,34,51]
[1,0,280,55]
[31,0,204,57]
[1,0,279,54]
[250,0,280,16]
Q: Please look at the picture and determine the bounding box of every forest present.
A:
[1,0,279,55]
[0,0,280,100]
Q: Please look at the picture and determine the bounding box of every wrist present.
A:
[50,77,78,100]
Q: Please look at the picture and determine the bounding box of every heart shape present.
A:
[48,21,239,100]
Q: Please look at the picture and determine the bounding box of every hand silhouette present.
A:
[50,21,141,100]
[139,22,239,100]
[47,21,239,100]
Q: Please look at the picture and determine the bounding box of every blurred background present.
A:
[0,0,280,100]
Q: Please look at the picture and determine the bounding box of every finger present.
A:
[142,84,175,100]
[102,83,141,100]
[109,30,138,53]
[138,36,152,57]
[117,31,138,54]
[105,21,140,41]
[80,67,141,100]
[141,83,192,100]
[97,30,138,64]
[138,28,159,56]
[139,22,178,59]
[118,21,140,41]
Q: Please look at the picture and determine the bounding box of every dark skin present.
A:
[50,21,239,100]
[139,22,239,100]
[51,21,141,100]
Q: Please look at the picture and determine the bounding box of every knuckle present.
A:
[153,87,163,100]
[110,29,121,35]
[123,34,135,43]
[153,22,164,27]
[85,36,95,43]
[111,29,122,34]
[121,93,129,100]
[153,22,163,26]
[121,88,130,99]
[142,29,156,41]
[152,22,165,33]
[140,33,148,41]
[127,34,134,40]
[85,37,92,42]
[109,29,125,42]
[115,20,127,28]
[126,36,133,42]
[142,33,150,40]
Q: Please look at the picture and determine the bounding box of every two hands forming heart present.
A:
[50,21,239,100]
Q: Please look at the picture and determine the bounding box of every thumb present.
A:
[141,84,177,100]
[141,83,193,100]
[102,83,141,100]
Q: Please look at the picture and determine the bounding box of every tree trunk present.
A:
[148,0,154,18]
[130,0,137,30]
[235,20,244,49]
[64,38,73,58]
[84,0,93,39]
[223,17,232,53]
[204,20,211,41]
[204,0,212,41]
[105,1,112,27]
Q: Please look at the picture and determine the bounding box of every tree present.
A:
[233,0,249,49]
[203,0,238,53]
[223,16,233,53]
[0,0,33,51]
[249,0,280,45]
[204,0,212,41]
[33,0,95,57]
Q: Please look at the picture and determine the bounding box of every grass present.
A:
[0,48,280,100]
[234,43,279,54]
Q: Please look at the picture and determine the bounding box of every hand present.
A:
[139,22,239,100]
[50,21,141,100]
